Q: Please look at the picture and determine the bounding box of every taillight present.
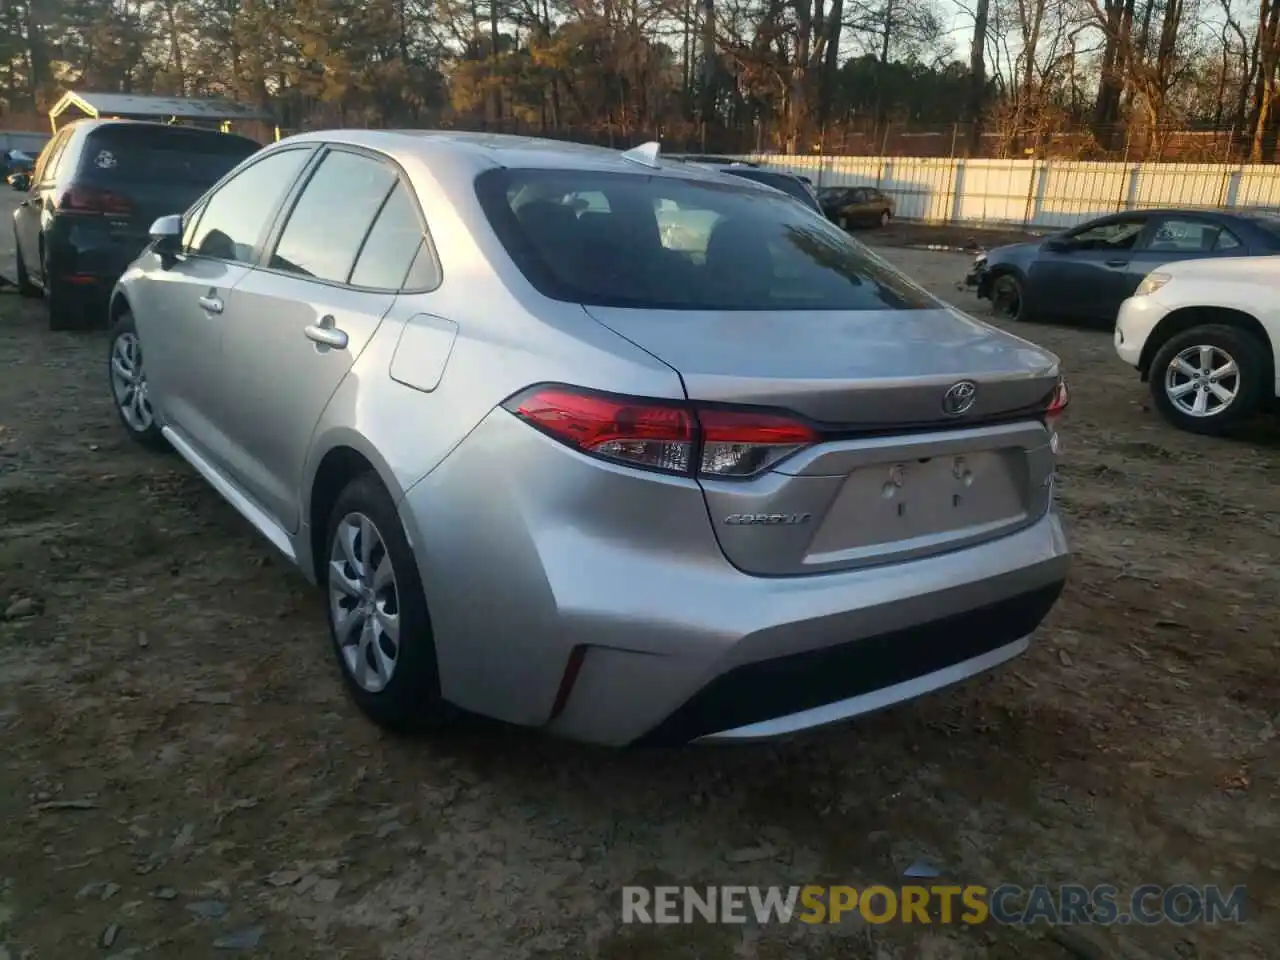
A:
[1045,377,1070,417]
[1044,377,1068,455]
[697,408,819,477]
[60,185,131,216]
[503,384,819,479]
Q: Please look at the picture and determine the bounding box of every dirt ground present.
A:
[1,211,1277,959]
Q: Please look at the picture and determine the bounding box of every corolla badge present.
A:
[724,513,812,526]
[941,380,978,416]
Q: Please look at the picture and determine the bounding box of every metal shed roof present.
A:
[50,91,273,124]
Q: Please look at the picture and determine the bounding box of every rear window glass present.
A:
[476,168,936,311]
[80,128,260,183]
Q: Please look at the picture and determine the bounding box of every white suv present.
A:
[1115,256,1278,434]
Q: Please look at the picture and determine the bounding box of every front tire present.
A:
[108,311,167,450]
[1148,324,1264,436]
[990,273,1027,322]
[323,473,452,733]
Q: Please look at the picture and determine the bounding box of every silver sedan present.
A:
[106,131,1070,745]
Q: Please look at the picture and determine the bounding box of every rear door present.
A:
[1126,215,1249,288]
[214,146,431,531]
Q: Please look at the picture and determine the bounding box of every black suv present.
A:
[12,119,261,329]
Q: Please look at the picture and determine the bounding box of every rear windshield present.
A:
[79,128,260,184]
[475,169,935,312]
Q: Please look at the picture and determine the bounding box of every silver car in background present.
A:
[106,131,1070,746]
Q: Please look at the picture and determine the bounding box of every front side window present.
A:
[270,150,397,283]
[478,168,936,311]
[1068,218,1146,251]
[189,148,311,263]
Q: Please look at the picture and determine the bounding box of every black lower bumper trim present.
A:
[635,580,1065,746]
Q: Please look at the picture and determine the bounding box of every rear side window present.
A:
[79,127,260,184]
[348,181,434,289]
[270,150,397,283]
[1144,218,1238,254]
[189,148,311,263]
[476,168,935,311]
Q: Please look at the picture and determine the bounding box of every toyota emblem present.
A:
[941,380,978,416]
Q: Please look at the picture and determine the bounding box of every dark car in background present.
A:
[12,119,261,329]
[965,208,1280,326]
[3,149,35,180]
[819,185,895,229]
[673,157,823,214]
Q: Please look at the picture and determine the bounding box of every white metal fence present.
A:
[742,154,1280,230]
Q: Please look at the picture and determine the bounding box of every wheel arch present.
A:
[304,434,406,587]
[108,288,131,325]
[1139,306,1275,388]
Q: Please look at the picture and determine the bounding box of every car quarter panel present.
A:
[298,146,687,573]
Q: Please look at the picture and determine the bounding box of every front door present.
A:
[214,147,424,531]
[1029,214,1149,322]
[131,146,316,462]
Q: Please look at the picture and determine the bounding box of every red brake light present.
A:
[507,386,695,475]
[504,385,818,479]
[1045,377,1070,417]
[60,185,132,216]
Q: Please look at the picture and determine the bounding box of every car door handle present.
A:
[198,295,223,314]
[1105,259,1129,267]
[304,321,348,349]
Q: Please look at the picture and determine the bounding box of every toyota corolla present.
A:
[105,131,1070,745]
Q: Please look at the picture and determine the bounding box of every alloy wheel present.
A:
[110,332,154,432]
[328,512,401,693]
[1164,345,1239,418]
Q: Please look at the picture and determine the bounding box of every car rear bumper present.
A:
[48,219,149,292]
[400,409,1070,746]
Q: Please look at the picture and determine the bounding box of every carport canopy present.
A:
[49,91,272,133]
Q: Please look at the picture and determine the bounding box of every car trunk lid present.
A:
[584,304,1062,575]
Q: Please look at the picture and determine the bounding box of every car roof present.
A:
[278,130,776,188]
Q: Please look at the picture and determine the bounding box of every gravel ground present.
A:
[1,198,1277,959]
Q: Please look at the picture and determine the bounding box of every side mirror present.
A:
[1043,236,1071,253]
[149,214,183,259]
[9,173,30,191]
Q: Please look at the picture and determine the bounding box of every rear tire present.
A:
[990,273,1027,322]
[323,473,454,734]
[879,209,891,227]
[1148,324,1264,436]
[14,238,40,298]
